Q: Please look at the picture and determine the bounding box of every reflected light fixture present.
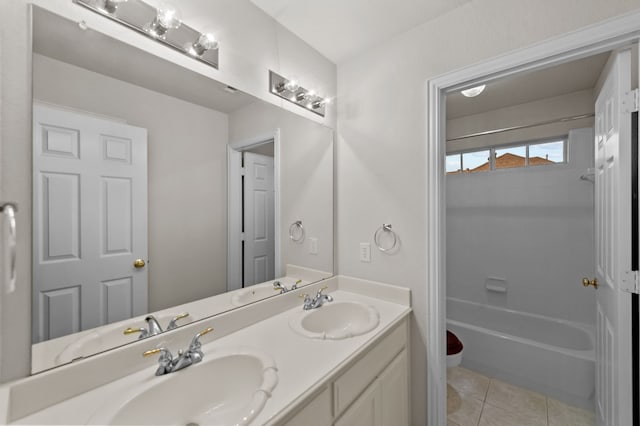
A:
[145,2,182,38]
[97,0,128,14]
[188,33,219,56]
[461,84,486,98]
[73,0,219,69]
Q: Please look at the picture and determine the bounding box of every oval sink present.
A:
[289,301,380,340]
[56,312,197,364]
[89,348,278,425]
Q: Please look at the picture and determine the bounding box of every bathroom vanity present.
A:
[0,276,411,425]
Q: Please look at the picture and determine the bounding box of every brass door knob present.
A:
[582,277,598,289]
[134,259,146,268]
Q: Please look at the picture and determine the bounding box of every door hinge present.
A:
[624,88,640,113]
[240,167,246,176]
[625,270,640,293]
[240,232,245,241]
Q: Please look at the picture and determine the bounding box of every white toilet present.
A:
[447,330,463,368]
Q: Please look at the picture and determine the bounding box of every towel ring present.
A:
[374,224,398,252]
[289,220,305,242]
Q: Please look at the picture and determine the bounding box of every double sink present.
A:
[86,294,380,425]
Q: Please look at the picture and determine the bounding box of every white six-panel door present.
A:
[594,49,633,426]
[32,104,148,343]
[243,152,275,286]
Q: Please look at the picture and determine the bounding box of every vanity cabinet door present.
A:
[379,349,409,426]
[283,387,332,426]
[334,349,409,426]
[334,381,382,426]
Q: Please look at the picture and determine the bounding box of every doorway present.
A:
[426,15,640,426]
[227,132,281,292]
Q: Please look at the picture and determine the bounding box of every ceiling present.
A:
[447,52,610,119]
[250,0,470,64]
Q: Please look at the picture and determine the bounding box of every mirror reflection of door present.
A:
[243,150,275,286]
[32,104,148,343]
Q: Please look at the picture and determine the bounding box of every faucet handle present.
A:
[317,286,329,296]
[189,327,214,350]
[292,279,302,289]
[123,327,148,339]
[167,312,190,330]
[143,347,174,365]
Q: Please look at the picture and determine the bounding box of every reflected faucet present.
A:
[300,286,333,310]
[123,312,190,339]
[143,327,214,376]
[273,279,302,294]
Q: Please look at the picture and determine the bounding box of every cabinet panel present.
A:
[333,320,407,415]
[334,380,381,426]
[284,387,331,426]
[380,349,409,426]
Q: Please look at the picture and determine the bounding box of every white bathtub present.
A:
[447,297,595,409]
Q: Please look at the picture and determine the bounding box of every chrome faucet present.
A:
[301,286,333,310]
[145,315,164,335]
[273,279,302,294]
[166,312,190,330]
[124,312,190,339]
[143,327,214,376]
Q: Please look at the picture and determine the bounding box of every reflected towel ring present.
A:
[374,224,398,252]
[289,220,305,242]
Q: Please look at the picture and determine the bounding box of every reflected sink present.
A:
[89,348,278,425]
[289,301,380,340]
[231,284,279,306]
[56,312,197,364]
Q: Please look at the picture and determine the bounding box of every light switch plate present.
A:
[360,243,371,263]
[310,238,318,254]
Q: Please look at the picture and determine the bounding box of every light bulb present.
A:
[311,97,331,109]
[284,80,299,92]
[461,85,486,98]
[188,33,218,56]
[157,3,181,29]
[97,0,128,14]
[146,2,181,38]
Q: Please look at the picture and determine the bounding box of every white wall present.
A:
[0,0,336,382]
[228,101,334,274]
[336,1,640,423]
[33,54,229,312]
[447,128,595,324]
[447,89,595,152]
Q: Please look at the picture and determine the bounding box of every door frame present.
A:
[227,129,281,292]
[426,12,640,425]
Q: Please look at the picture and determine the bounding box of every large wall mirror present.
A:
[30,6,333,373]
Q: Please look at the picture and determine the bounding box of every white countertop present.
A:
[9,276,411,425]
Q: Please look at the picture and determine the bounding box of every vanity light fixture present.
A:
[269,71,328,117]
[461,84,486,98]
[73,0,219,69]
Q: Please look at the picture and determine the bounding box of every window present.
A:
[446,137,566,174]
[446,149,490,174]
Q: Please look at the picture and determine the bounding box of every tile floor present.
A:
[447,367,595,426]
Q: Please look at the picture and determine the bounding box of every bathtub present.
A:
[447,297,595,409]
